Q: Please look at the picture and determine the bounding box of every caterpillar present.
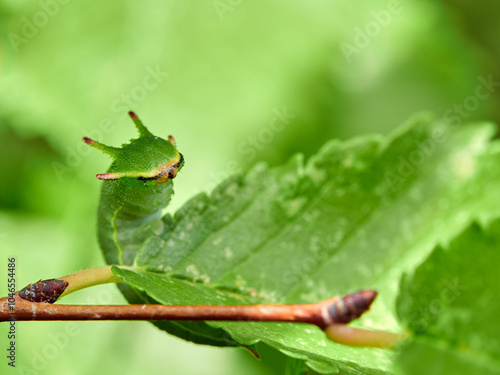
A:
[84,112,239,347]
[83,111,184,266]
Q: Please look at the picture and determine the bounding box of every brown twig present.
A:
[0,290,376,328]
[1,278,404,348]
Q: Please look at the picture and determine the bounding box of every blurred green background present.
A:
[0,0,499,373]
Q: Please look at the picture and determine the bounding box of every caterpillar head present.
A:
[83,111,184,184]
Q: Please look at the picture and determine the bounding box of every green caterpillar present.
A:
[83,111,184,266]
[84,113,238,346]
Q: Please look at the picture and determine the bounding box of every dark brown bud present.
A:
[327,290,377,324]
[19,279,69,304]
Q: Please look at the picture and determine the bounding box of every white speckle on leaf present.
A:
[343,154,354,167]
[225,247,233,259]
[283,197,307,217]
[357,263,372,278]
[186,264,199,278]
[454,157,475,179]
[200,274,210,283]
[296,338,306,345]
[300,291,320,302]
[309,167,326,182]
[293,224,303,232]
[179,231,186,240]
[167,239,175,247]
[213,237,223,246]
[451,148,478,180]
[186,223,193,230]
[145,241,161,258]
[257,290,279,302]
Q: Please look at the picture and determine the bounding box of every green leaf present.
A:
[114,114,500,374]
[284,356,307,375]
[112,266,391,375]
[395,219,500,374]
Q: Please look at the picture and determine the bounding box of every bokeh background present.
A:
[0,0,499,373]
